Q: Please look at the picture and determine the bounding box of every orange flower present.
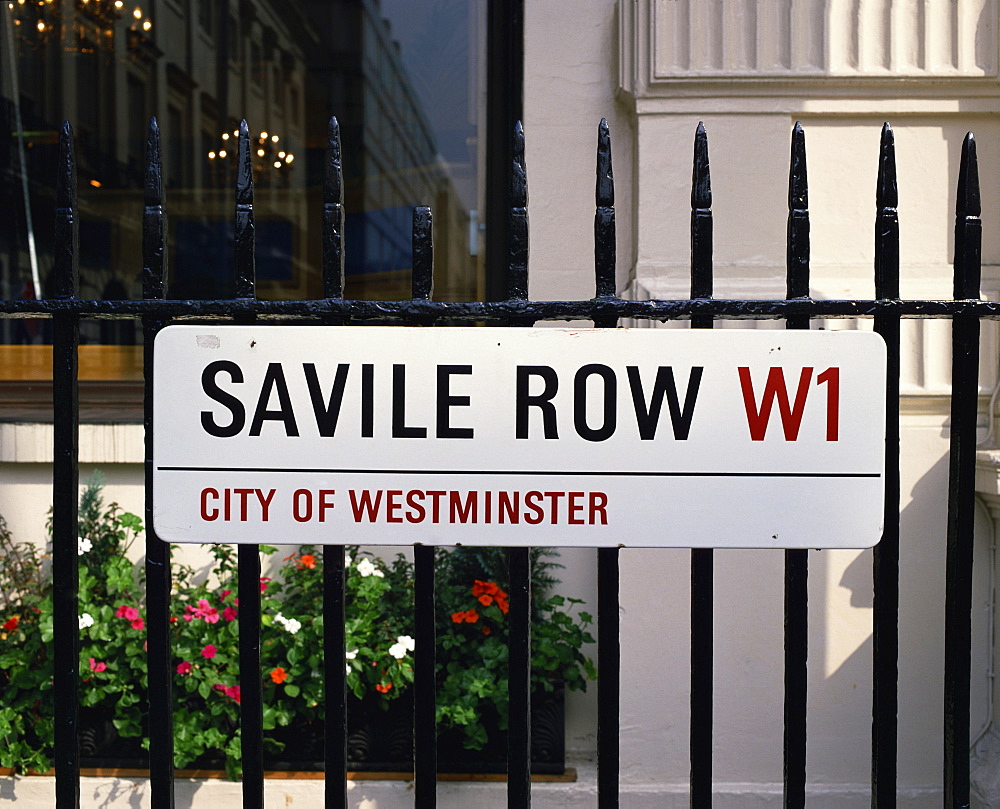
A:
[482,625,491,636]
[375,682,392,693]
[495,593,509,614]
[299,554,316,569]
[270,667,288,684]
[451,609,479,624]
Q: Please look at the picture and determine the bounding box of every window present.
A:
[0,0,522,412]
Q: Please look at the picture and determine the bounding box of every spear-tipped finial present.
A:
[412,205,433,301]
[512,120,527,208]
[144,116,163,208]
[876,122,898,210]
[54,121,79,299]
[237,119,253,206]
[692,121,711,210]
[324,117,343,206]
[596,118,614,208]
[788,121,808,211]
[957,132,981,218]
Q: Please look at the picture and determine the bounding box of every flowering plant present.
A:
[0,481,595,776]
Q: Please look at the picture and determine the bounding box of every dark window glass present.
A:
[0,0,511,403]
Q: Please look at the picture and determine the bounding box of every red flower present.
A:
[221,590,232,600]
[201,644,217,659]
[259,577,271,593]
[222,606,238,622]
[169,616,178,624]
[176,661,192,675]
[89,658,107,673]
[214,683,241,702]
[3,616,19,631]
[270,667,287,684]
[375,682,392,693]
[299,554,316,569]
[116,605,139,621]
[131,618,145,631]
[451,609,479,624]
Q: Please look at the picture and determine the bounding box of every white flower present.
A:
[373,569,385,578]
[78,613,94,630]
[356,558,378,577]
[346,649,358,660]
[77,536,92,556]
[389,636,414,659]
[272,613,301,635]
[344,554,352,567]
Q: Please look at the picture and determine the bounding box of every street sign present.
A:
[153,325,886,548]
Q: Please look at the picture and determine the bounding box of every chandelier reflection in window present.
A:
[207,129,295,187]
[5,0,152,57]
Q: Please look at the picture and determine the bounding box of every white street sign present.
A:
[153,325,886,548]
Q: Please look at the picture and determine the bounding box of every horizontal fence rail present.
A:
[0,114,984,809]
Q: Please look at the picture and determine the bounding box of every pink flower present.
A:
[176,661,192,675]
[89,658,107,673]
[222,606,237,622]
[214,683,241,703]
[131,618,145,631]
[201,644,217,659]
[116,605,139,621]
[194,599,219,624]
[259,577,271,593]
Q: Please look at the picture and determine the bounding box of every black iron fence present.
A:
[0,114,986,809]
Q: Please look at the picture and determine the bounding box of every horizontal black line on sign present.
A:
[157,467,881,479]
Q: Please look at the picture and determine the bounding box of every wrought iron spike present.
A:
[957,132,981,218]
[954,132,982,300]
[324,116,343,206]
[788,121,808,210]
[412,205,433,301]
[235,119,255,298]
[596,118,614,208]
[876,122,898,210]
[691,121,711,210]
[143,116,166,300]
[512,120,527,208]
[237,119,253,207]
[144,117,163,208]
[594,119,616,302]
[54,121,78,299]
[507,121,529,300]
[786,122,810,301]
[323,116,345,299]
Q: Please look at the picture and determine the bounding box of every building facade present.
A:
[4,0,1000,806]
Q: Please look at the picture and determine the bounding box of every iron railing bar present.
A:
[783,121,810,809]
[233,119,265,809]
[593,117,620,809]
[2,298,994,320]
[411,204,438,808]
[142,115,175,809]
[52,119,81,809]
[321,115,349,809]
[507,120,533,809]
[944,131,982,809]
[872,121,901,809]
[689,120,714,809]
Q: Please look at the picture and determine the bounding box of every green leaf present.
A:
[283,684,300,698]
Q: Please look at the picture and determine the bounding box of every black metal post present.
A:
[52,119,81,809]
[944,132,982,809]
[593,118,620,809]
[142,116,176,808]
[690,121,714,809]
[872,122,900,809]
[783,122,810,809]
